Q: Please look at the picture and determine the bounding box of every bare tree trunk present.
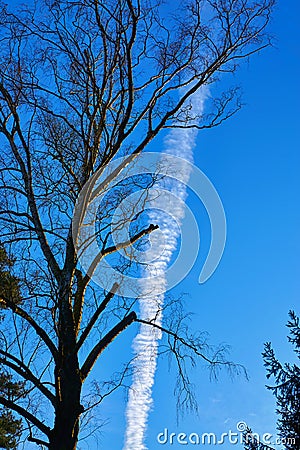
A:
[49,361,82,450]
[49,274,83,450]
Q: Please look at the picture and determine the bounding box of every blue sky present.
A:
[93,2,300,449]
[6,1,299,449]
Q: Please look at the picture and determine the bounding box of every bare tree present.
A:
[0,0,274,449]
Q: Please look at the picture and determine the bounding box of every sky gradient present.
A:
[94,2,300,449]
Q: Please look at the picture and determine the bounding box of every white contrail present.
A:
[124,88,207,450]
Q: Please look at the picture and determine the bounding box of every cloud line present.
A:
[123,89,207,450]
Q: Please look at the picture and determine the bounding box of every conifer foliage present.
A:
[0,374,22,450]
[243,312,300,450]
[0,247,23,449]
[262,311,300,450]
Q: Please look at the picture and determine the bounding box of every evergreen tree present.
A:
[262,311,300,450]
[0,247,23,449]
[243,425,275,450]
[0,247,20,307]
[0,374,22,450]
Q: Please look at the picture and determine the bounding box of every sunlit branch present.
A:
[80,311,137,380]
[76,282,119,351]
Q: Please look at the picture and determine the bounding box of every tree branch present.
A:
[0,396,51,438]
[0,350,56,406]
[76,282,119,351]
[28,435,49,447]
[0,85,62,281]
[0,298,58,362]
[80,311,137,380]
[135,318,214,364]
[81,223,158,285]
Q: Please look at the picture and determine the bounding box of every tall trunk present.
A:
[49,270,83,450]
[49,357,83,450]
